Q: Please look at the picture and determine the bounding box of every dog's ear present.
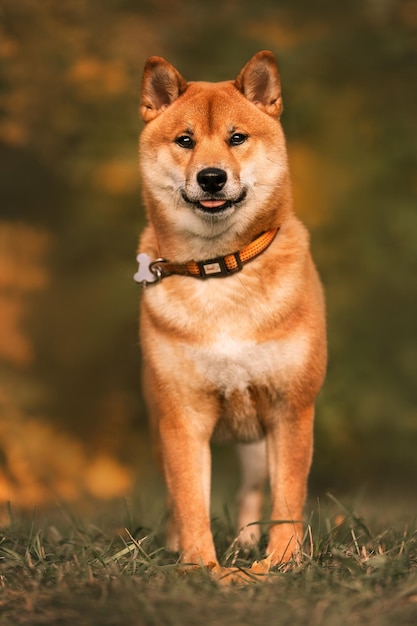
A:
[235,51,283,118]
[140,56,188,122]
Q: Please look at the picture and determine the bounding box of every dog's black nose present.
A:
[197,168,227,193]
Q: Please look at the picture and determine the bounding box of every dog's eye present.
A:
[229,133,248,146]
[175,135,195,149]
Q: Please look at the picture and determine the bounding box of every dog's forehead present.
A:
[181,80,238,110]
[165,81,255,129]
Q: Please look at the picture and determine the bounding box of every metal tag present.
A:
[133,253,158,286]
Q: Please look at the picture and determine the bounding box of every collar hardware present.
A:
[198,251,242,278]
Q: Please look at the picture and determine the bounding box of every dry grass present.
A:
[1,495,417,625]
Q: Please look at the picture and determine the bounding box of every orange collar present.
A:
[134,228,279,287]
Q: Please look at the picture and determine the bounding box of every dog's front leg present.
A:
[266,404,315,564]
[159,417,217,566]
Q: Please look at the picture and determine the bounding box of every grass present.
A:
[1,495,417,626]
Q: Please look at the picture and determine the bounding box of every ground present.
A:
[1,492,417,626]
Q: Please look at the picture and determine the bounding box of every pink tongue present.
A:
[199,199,226,209]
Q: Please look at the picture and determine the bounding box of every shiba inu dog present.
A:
[135,51,327,574]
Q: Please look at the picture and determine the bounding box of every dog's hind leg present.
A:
[236,440,267,545]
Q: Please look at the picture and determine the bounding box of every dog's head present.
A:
[139,51,290,248]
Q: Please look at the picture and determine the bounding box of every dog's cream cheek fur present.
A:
[140,143,288,248]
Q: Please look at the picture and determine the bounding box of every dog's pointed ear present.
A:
[235,51,283,118]
[140,56,188,122]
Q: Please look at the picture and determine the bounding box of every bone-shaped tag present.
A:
[133,253,157,285]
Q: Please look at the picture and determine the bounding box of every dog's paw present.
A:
[210,556,271,586]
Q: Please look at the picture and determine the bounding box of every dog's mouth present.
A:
[198,199,231,211]
[181,190,247,216]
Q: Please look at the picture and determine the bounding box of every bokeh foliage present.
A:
[0,0,416,505]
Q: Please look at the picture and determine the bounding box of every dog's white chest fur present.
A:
[189,332,308,394]
[183,332,309,442]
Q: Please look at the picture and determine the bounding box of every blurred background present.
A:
[0,0,416,516]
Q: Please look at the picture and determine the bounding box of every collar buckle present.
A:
[198,252,242,278]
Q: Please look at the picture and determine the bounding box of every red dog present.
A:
[135,51,327,575]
